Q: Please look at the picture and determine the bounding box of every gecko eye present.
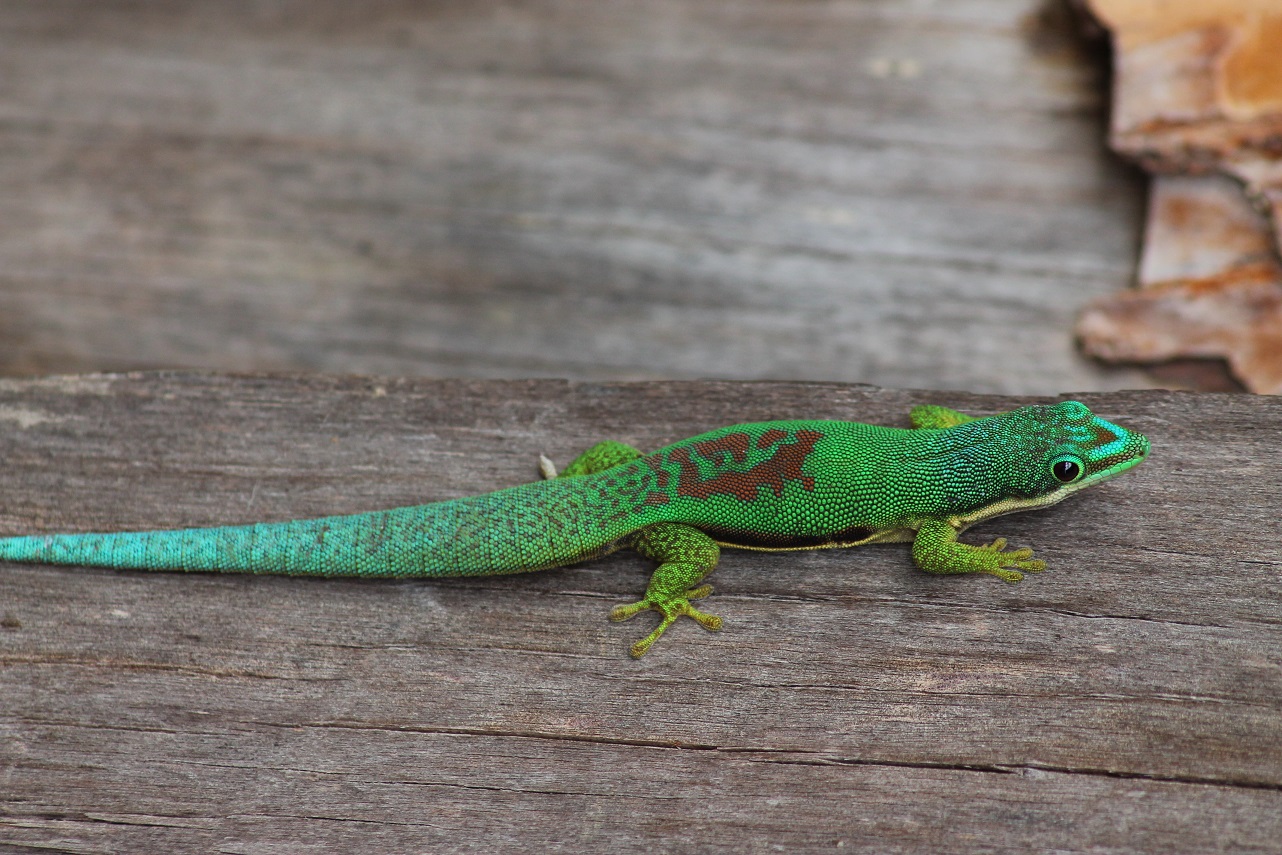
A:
[1050,455,1084,483]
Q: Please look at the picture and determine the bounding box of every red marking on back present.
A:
[668,429,823,502]
[756,428,787,448]
[645,492,669,506]
[693,433,750,465]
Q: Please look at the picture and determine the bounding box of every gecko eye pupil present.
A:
[1052,459,1082,483]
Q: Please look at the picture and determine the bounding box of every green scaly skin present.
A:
[0,401,1149,658]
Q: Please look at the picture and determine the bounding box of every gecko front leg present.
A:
[911,518,1046,583]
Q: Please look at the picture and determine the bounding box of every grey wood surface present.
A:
[0,373,1277,853]
[0,0,1153,394]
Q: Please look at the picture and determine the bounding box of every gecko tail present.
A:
[0,476,632,578]
[0,506,455,578]
[0,522,349,576]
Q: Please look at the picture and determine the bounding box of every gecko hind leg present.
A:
[909,405,980,430]
[611,523,722,658]
[539,440,644,480]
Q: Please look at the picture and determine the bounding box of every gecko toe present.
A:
[611,588,723,656]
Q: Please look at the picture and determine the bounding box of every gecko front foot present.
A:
[610,584,722,658]
[976,537,1047,583]
[912,519,1049,583]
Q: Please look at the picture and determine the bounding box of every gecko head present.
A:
[992,400,1149,504]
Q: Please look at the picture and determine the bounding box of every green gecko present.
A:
[0,401,1148,657]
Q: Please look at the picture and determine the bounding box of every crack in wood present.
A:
[747,754,1282,793]
[0,654,342,682]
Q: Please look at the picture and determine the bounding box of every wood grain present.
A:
[0,374,1278,853]
[0,0,1151,394]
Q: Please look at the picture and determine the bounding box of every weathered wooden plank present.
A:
[0,0,1151,393]
[2,730,1278,853]
[0,374,1278,852]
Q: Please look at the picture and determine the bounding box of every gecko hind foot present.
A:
[610,584,722,658]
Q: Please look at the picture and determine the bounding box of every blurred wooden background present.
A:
[0,0,1158,393]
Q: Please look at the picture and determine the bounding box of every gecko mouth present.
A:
[1082,431,1149,487]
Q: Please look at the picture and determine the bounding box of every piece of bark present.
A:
[1086,0,1282,172]
[1077,173,1282,392]
[1086,0,1282,247]
[1076,0,1282,390]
